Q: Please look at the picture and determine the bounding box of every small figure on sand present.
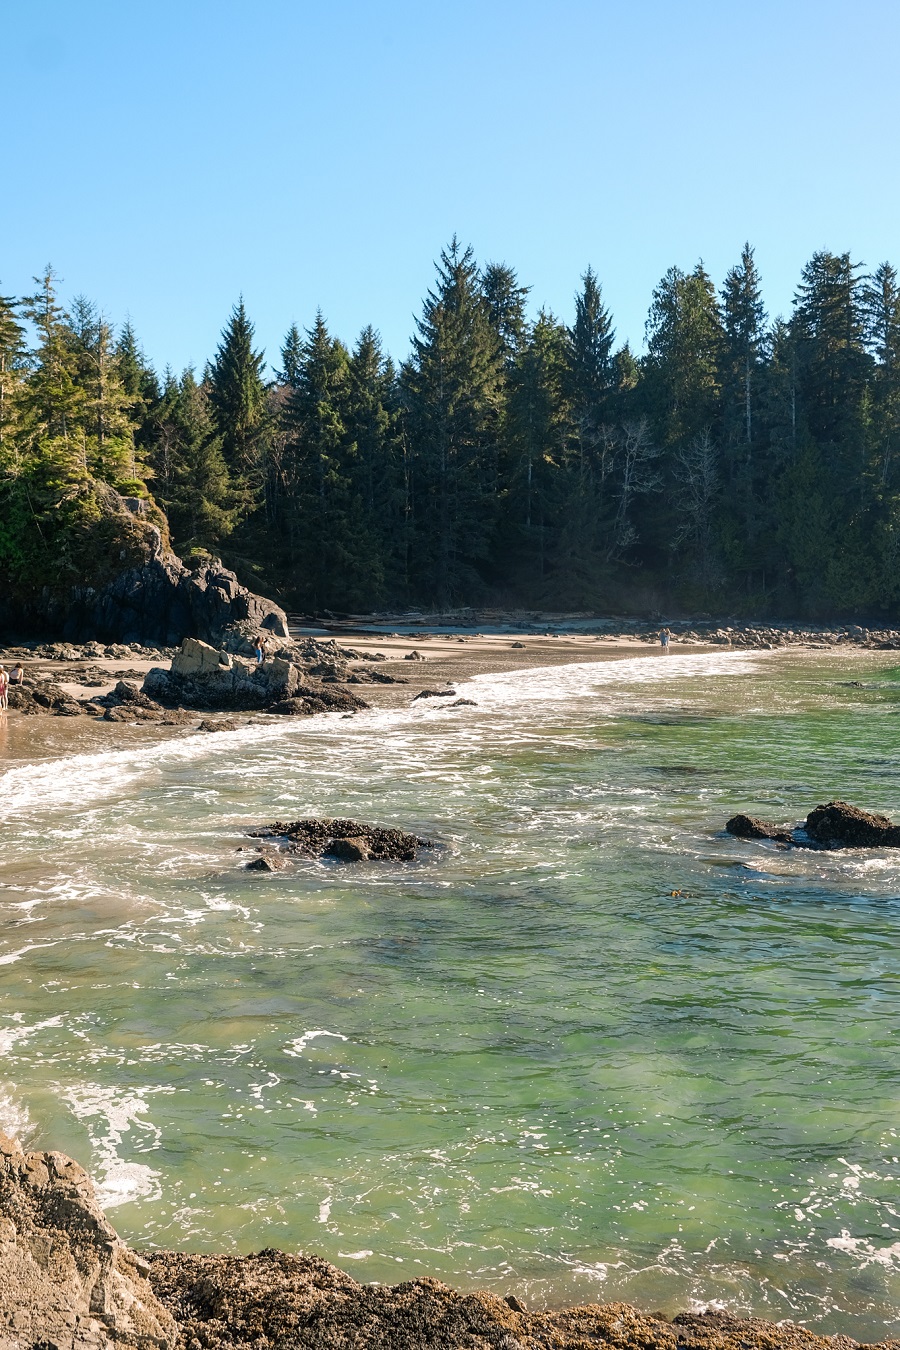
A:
[254,640,264,665]
[659,627,671,653]
[9,663,23,686]
[0,666,8,710]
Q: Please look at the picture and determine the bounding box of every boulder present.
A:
[413,688,457,700]
[248,817,432,861]
[197,718,239,732]
[103,704,164,722]
[725,813,795,844]
[144,643,299,711]
[245,852,287,872]
[0,1131,177,1348]
[325,836,371,861]
[803,800,900,848]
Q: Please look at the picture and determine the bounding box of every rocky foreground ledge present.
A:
[0,1132,895,1350]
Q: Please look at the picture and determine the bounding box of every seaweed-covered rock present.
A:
[413,687,457,700]
[725,813,795,844]
[248,817,432,861]
[803,800,900,848]
[146,1247,893,1350]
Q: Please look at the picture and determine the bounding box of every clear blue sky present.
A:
[4,0,898,375]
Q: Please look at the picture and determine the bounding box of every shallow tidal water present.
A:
[2,649,900,1337]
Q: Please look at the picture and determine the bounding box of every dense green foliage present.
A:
[0,269,166,596]
[5,243,900,616]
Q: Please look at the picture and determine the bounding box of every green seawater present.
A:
[2,648,900,1336]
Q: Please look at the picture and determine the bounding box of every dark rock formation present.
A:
[55,555,289,647]
[725,813,795,844]
[0,1131,177,1348]
[140,638,367,715]
[446,698,478,708]
[803,800,900,848]
[726,801,900,850]
[198,718,240,732]
[268,686,366,716]
[413,687,457,700]
[248,817,432,861]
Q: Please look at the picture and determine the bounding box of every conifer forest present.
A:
[2,240,899,617]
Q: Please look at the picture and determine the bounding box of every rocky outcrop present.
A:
[54,555,288,648]
[725,813,795,844]
[0,1131,177,1349]
[247,817,433,861]
[726,801,900,849]
[804,800,900,848]
[142,639,369,714]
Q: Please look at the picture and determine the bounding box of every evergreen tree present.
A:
[208,298,269,476]
[20,267,82,462]
[482,262,530,367]
[565,267,616,427]
[644,263,723,448]
[720,244,766,452]
[503,310,569,586]
[276,322,304,388]
[402,238,504,602]
[0,291,28,466]
[149,369,239,551]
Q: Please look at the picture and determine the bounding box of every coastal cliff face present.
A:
[0,481,288,647]
[2,550,289,649]
[0,1132,176,1349]
[56,555,290,647]
[0,1131,896,1350]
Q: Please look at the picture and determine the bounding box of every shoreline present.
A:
[1,1130,895,1350]
[0,634,717,764]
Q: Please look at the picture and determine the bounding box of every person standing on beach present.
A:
[254,640,264,665]
[659,628,671,652]
[0,666,8,710]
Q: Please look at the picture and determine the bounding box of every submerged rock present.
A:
[248,817,432,861]
[245,851,287,872]
[413,687,457,700]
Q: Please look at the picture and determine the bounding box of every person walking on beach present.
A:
[0,666,8,710]
[659,627,671,653]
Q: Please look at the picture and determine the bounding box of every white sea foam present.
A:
[0,651,758,826]
[285,1029,349,1057]
[62,1084,171,1208]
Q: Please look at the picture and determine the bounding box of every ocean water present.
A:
[2,649,900,1337]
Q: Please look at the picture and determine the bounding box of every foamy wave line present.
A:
[0,651,760,822]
